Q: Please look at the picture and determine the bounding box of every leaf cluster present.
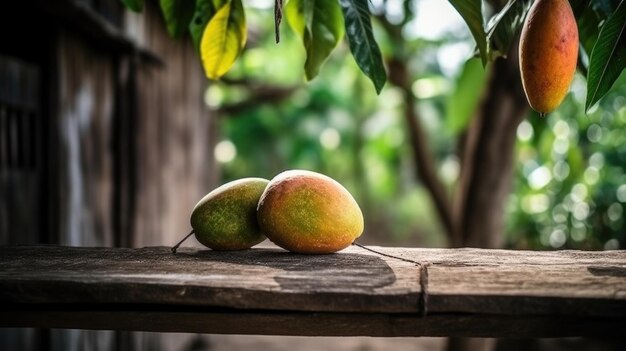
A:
[454,0,624,111]
[122,0,625,107]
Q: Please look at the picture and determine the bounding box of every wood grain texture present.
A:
[0,245,624,337]
[0,56,40,245]
[126,4,217,249]
[0,245,420,313]
[57,32,116,247]
[376,246,626,317]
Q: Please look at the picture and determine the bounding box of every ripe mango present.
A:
[183,178,269,251]
[257,170,364,254]
[519,0,578,114]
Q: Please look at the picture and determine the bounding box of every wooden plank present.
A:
[0,245,421,313]
[0,245,624,337]
[376,247,626,317]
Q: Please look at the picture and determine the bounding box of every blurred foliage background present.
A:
[207,0,625,251]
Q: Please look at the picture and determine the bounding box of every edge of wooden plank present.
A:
[0,279,421,313]
[1,304,624,338]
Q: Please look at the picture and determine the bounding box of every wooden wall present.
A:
[0,2,217,247]
[1,1,217,350]
[119,6,218,350]
[56,31,116,247]
[0,55,41,245]
[124,7,217,248]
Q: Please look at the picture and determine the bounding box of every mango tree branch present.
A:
[375,12,455,242]
[387,58,455,243]
[216,85,297,116]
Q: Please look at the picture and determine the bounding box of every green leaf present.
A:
[286,0,345,80]
[160,0,196,37]
[200,0,247,79]
[338,0,386,94]
[448,0,487,66]
[573,0,618,74]
[121,0,144,12]
[577,8,605,59]
[445,58,489,135]
[585,1,626,112]
[485,0,532,60]
[570,0,614,18]
[190,0,226,51]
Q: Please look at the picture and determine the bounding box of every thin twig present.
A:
[274,0,283,43]
[171,230,195,253]
[217,86,297,116]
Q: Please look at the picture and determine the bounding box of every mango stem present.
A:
[171,230,195,253]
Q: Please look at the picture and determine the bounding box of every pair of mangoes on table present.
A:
[173,170,364,254]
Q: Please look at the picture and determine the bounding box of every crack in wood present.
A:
[419,263,430,317]
[352,242,430,317]
[351,242,420,265]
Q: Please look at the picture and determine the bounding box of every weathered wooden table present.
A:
[0,245,624,337]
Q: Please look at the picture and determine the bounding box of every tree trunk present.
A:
[375,10,529,351]
[452,54,529,248]
[447,50,530,351]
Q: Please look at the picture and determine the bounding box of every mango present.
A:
[519,0,578,114]
[173,178,269,252]
[257,170,364,254]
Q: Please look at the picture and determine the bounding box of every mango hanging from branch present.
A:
[518,0,578,115]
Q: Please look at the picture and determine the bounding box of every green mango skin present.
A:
[257,170,364,254]
[191,178,269,250]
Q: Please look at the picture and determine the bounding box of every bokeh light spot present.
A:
[320,128,341,150]
[584,167,600,185]
[522,194,550,214]
[617,184,626,202]
[573,202,590,221]
[553,161,570,181]
[587,124,603,143]
[549,229,567,248]
[214,140,237,163]
[528,166,552,189]
[604,239,620,250]
[607,203,623,222]
[517,120,534,142]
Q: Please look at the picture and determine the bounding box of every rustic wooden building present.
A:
[1,0,217,349]
[0,0,217,246]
